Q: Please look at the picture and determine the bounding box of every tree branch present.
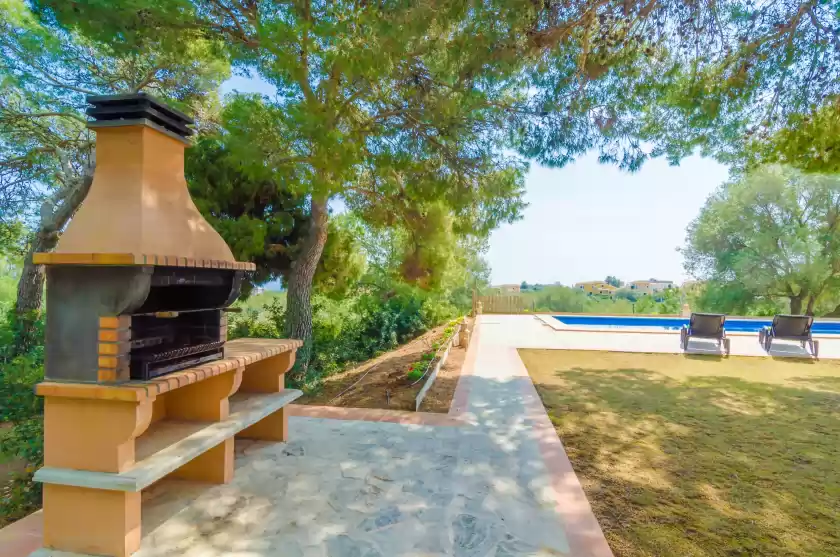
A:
[808,6,840,51]
[298,0,316,103]
[10,111,87,124]
[133,65,162,93]
[4,40,98,95]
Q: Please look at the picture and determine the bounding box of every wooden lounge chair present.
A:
[758,314,818,357]
[680,313,730,354]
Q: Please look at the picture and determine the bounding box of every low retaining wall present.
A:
[414,323,462,411]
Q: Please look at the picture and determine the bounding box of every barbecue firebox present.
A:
[35,93,255,383]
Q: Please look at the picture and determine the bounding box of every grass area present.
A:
[520,350,840,557]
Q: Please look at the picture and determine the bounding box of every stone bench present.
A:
[31,338,302,557]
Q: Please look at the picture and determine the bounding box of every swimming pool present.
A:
[552,315,840,335]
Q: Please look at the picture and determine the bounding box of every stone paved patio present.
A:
[127,316,605,556]
[136,416,567,557]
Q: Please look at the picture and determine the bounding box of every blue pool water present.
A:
[552,315,840,335]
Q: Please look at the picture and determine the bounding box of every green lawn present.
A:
[520,350,840,557]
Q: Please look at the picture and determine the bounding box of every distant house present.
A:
[574,281,618,296]
[495,284,521,294]
[628,279,674,295]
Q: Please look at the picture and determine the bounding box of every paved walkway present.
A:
[2,316,612,557]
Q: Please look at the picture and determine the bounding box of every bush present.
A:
[0,309,45,524]
[406,364,424,381]
[226,283,461,390]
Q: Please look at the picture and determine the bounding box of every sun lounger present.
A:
[680,313,729,354]
[758,314,818,357]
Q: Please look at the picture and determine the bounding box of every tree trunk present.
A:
[11,171,93,356]
[805,295,817,316]
[12,233,55,356]
[283,196,329,383]
[789,295,803,315]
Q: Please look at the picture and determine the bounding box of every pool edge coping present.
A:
[536,314,840,339]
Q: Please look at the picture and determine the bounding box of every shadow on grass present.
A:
[682,352,726,362]
[788,374,840,391]
[531,366,840,557]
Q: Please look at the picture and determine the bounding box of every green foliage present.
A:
[1,0,229,223]
[518,284,686,315]
[27,0,840,370]
[614,288,638,303]
[683,166,840,315]
[405,317,461,381]
[0,255,44,521]
[228,280,462,390]
[395,203,453,290]
[406,365,423,382]
[605,276,623,288]
[228,300,284,341]
[0,222,26,259]
[0,350,43,423]
[633,288,682,315]
[689,281,786,317]
[520,285,631,314]
[749,99,840,174]
[0,317,44,522]
[235,290,286,312]
[314,216,367,299]
[39,1,840,173]
[186,135,308,296]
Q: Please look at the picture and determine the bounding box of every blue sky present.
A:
[221,76,731,288]
[488,154,730,286]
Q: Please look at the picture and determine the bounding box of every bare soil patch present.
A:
[299,320,470,412]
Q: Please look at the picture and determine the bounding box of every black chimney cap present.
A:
[86,93,194,140]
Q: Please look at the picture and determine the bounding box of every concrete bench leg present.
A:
[44,396,154,473]
[165,368,243,422]
[164,369,243,484]
[238,351,294,393]
[43,484,141,557]
[170,439,234,483]
[239,408,289,442]
[39,391,151,556]
[237,352,295,442]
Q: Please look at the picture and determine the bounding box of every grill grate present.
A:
[137,340,225,363]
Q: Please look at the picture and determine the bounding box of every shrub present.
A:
[406,365,424,381]
[0,309,45,524]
